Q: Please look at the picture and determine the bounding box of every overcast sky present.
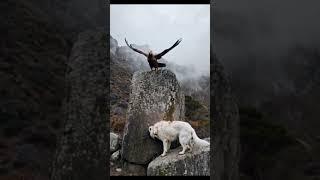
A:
[110,5,210,76]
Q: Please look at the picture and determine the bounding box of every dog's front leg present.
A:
[161,139,169,157]
[167,141,171,152]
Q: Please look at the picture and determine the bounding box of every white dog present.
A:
[148,120,210,157]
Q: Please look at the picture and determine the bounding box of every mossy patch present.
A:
[185,95,208,121]
[184,95,210,138]
[158,166,170,176]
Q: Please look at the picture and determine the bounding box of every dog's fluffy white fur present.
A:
[148,120,210,156]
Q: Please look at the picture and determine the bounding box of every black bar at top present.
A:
[111,0,210,4]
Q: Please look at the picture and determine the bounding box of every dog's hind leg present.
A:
[179,131,192,155]
[179,144,187,155]
[179,131,191,154]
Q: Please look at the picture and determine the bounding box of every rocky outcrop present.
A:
[110,36,118,55]
[110,132,120,154]
[121,69,185,165]
[147,146,210,176]
[211,54,240,180]
[111,150,120,162]
[50,31,108,180]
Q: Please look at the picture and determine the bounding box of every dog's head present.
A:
[148,125,158,139]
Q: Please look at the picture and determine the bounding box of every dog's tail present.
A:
[191,129,210,147]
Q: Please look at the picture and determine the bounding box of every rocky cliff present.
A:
[50,30,108,180]
[211,54,240,180]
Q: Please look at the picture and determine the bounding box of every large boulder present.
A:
[121,69,185,164]
[147,146,210,176]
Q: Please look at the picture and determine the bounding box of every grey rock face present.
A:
[121,69,185,164]
[147,146,210,176]
[50,31,108,180]
[211,54,240,180]
[110,132,120,154]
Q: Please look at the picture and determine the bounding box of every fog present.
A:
[214,0,320,103]
[214,0,320,65]
[110,5,210,77]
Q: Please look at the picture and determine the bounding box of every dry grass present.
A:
[189,119,209,127]
[111,115,127,134]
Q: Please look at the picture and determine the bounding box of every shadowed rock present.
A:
[211,54,240,180]
[121,69,185,165]
[50,31,108,180]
